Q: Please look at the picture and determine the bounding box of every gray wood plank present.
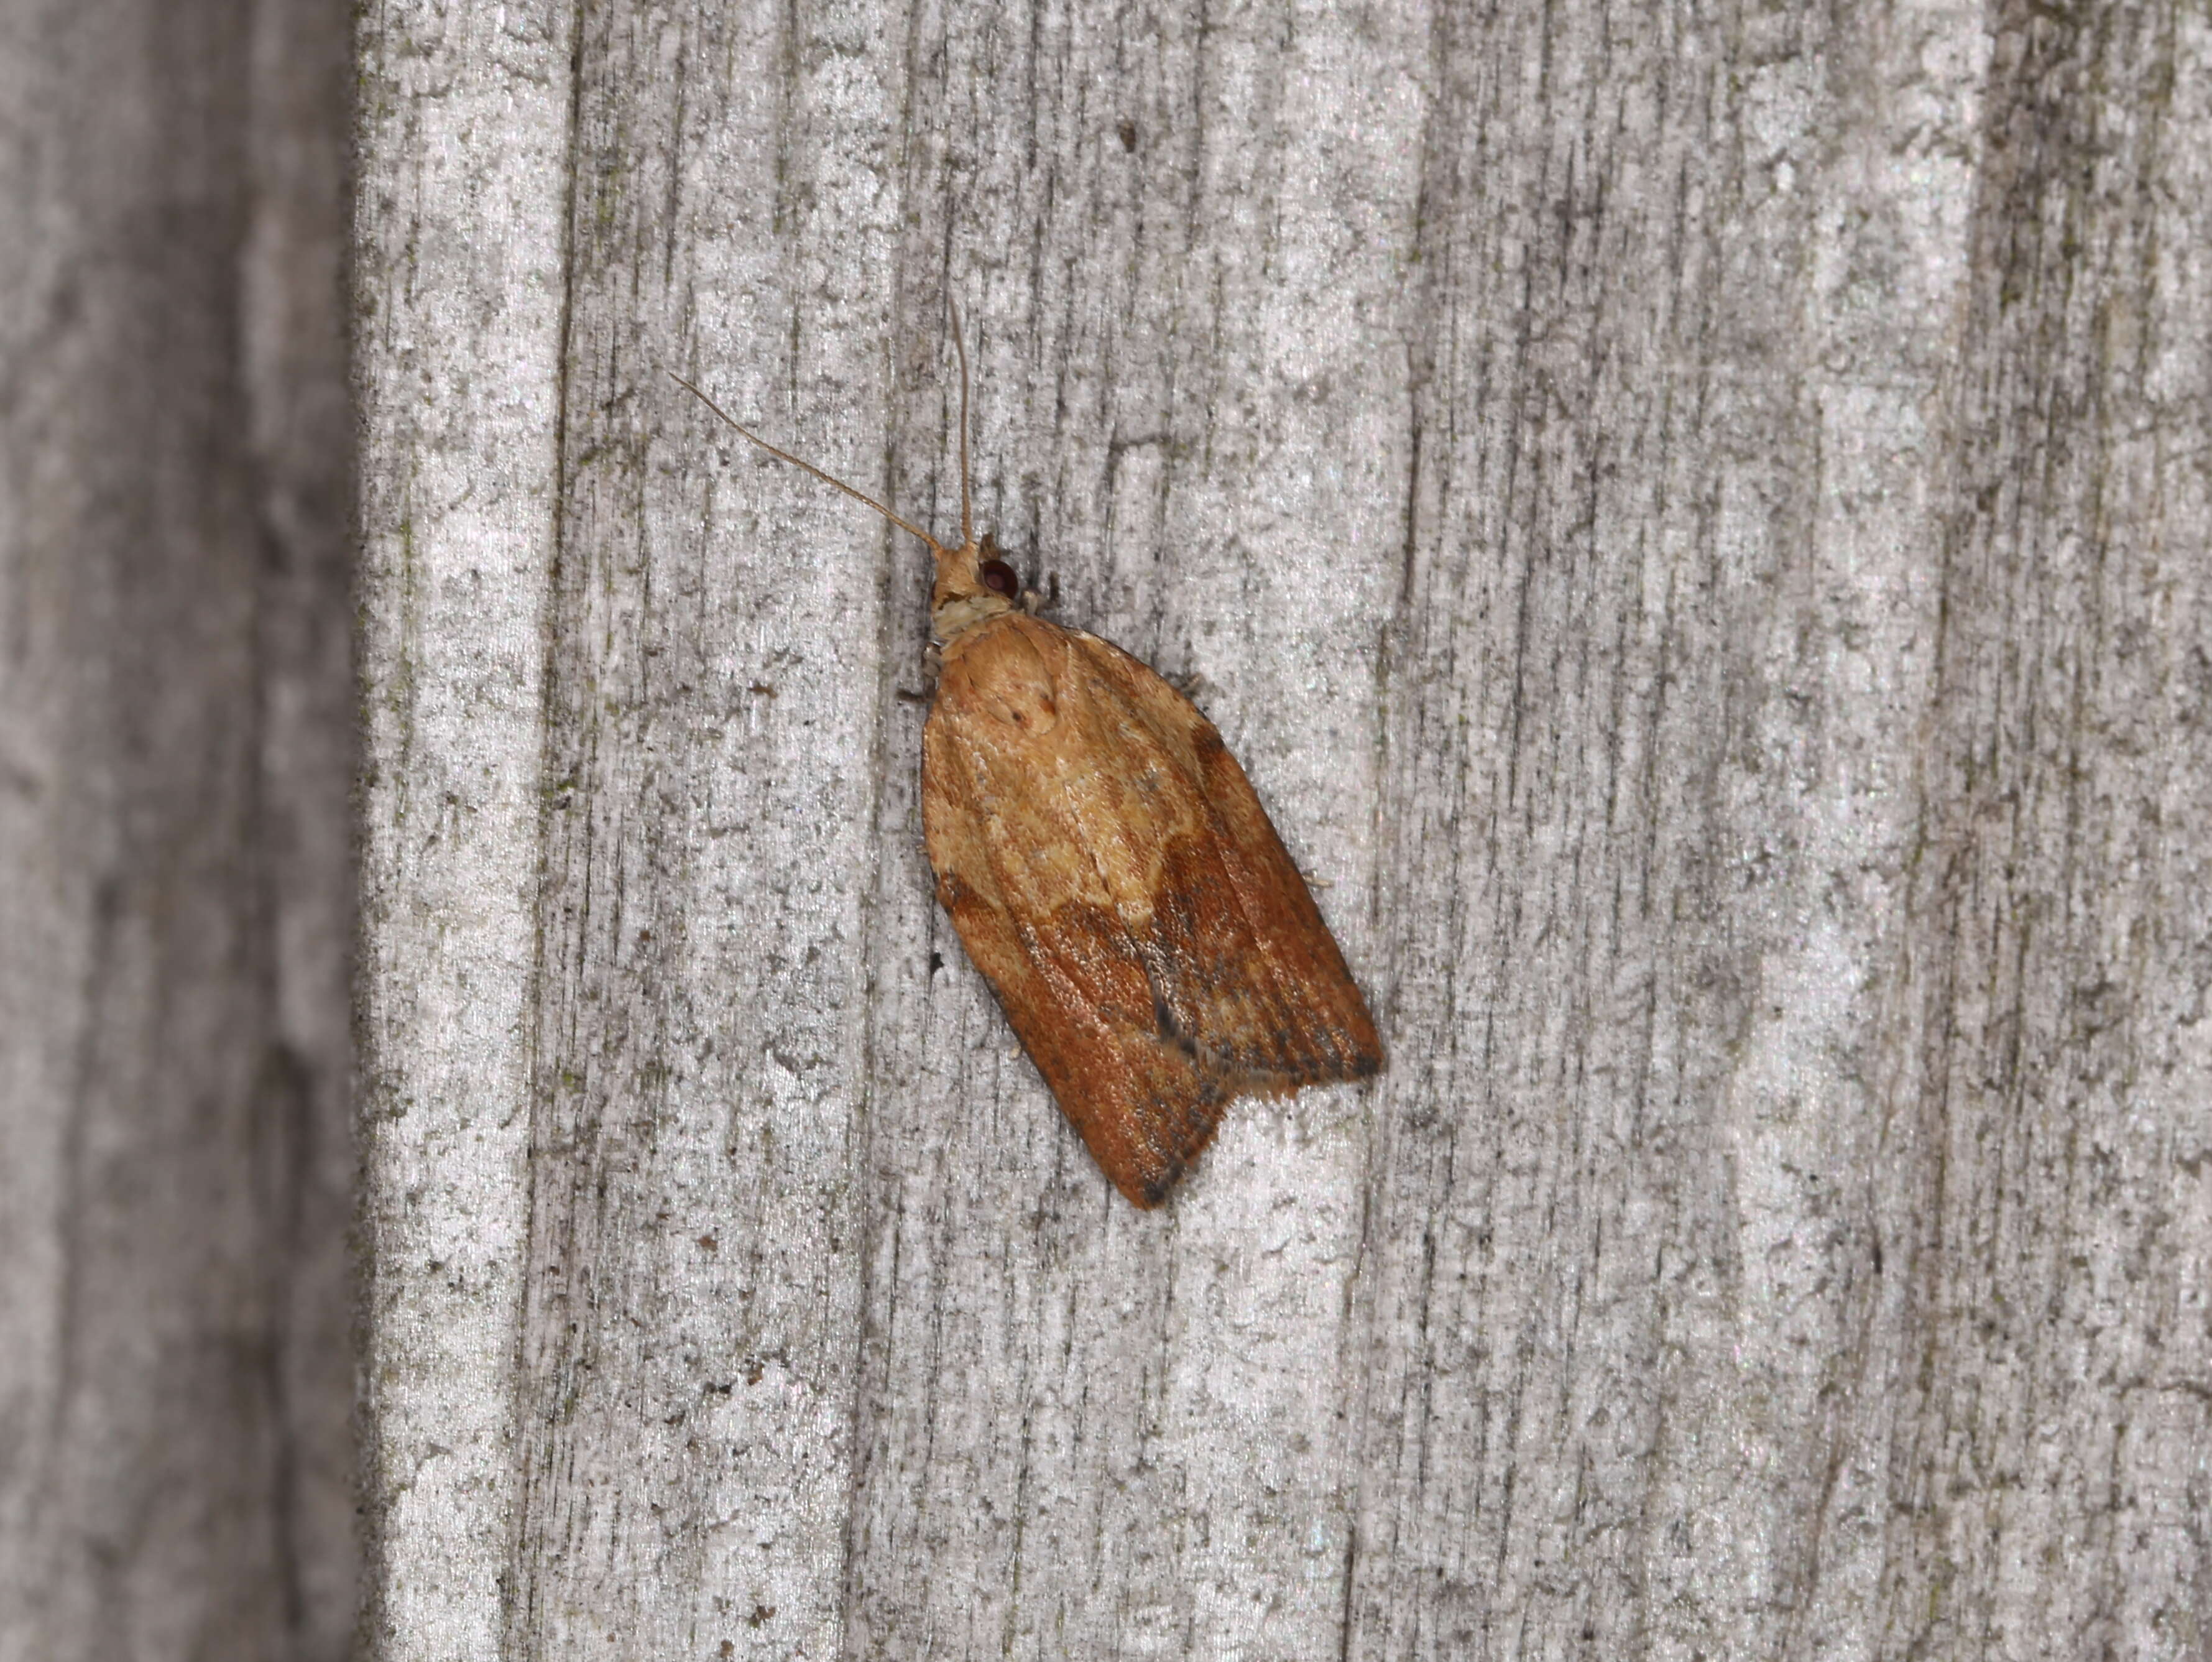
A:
[1860,8,2212,1651]
[503,0,903,1653]
[1351,1,1988,1651]
[844,6,1426,1658]
[1352,3,2212,1655]
[0,0,356,1656]
[353,1,578,1656]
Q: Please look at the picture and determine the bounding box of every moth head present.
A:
[930,532,1020,642]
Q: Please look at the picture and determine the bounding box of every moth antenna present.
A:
[667,371,946,556]
[946,296,975,550]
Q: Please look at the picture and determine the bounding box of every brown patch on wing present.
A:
[923,614,1381,1207]
[1072,631,1383,1087]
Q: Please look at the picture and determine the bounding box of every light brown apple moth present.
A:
[673,312,1380,1206]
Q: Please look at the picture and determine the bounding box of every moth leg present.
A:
[1164,667,1219,706]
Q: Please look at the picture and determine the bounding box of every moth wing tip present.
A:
[1104,1151,1186,1209]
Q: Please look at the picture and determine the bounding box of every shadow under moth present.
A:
[675,309,1380,1207]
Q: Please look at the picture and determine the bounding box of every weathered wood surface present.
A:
[0,0,356,1658]
[356,1,2212,1658]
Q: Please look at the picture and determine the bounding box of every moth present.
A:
[674,312,1380,1206]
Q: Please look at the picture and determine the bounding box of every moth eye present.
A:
[980,559,1019,597]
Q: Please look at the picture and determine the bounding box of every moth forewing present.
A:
[924,614,1379,1205]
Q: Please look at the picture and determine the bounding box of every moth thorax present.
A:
[933,589,1016,643]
